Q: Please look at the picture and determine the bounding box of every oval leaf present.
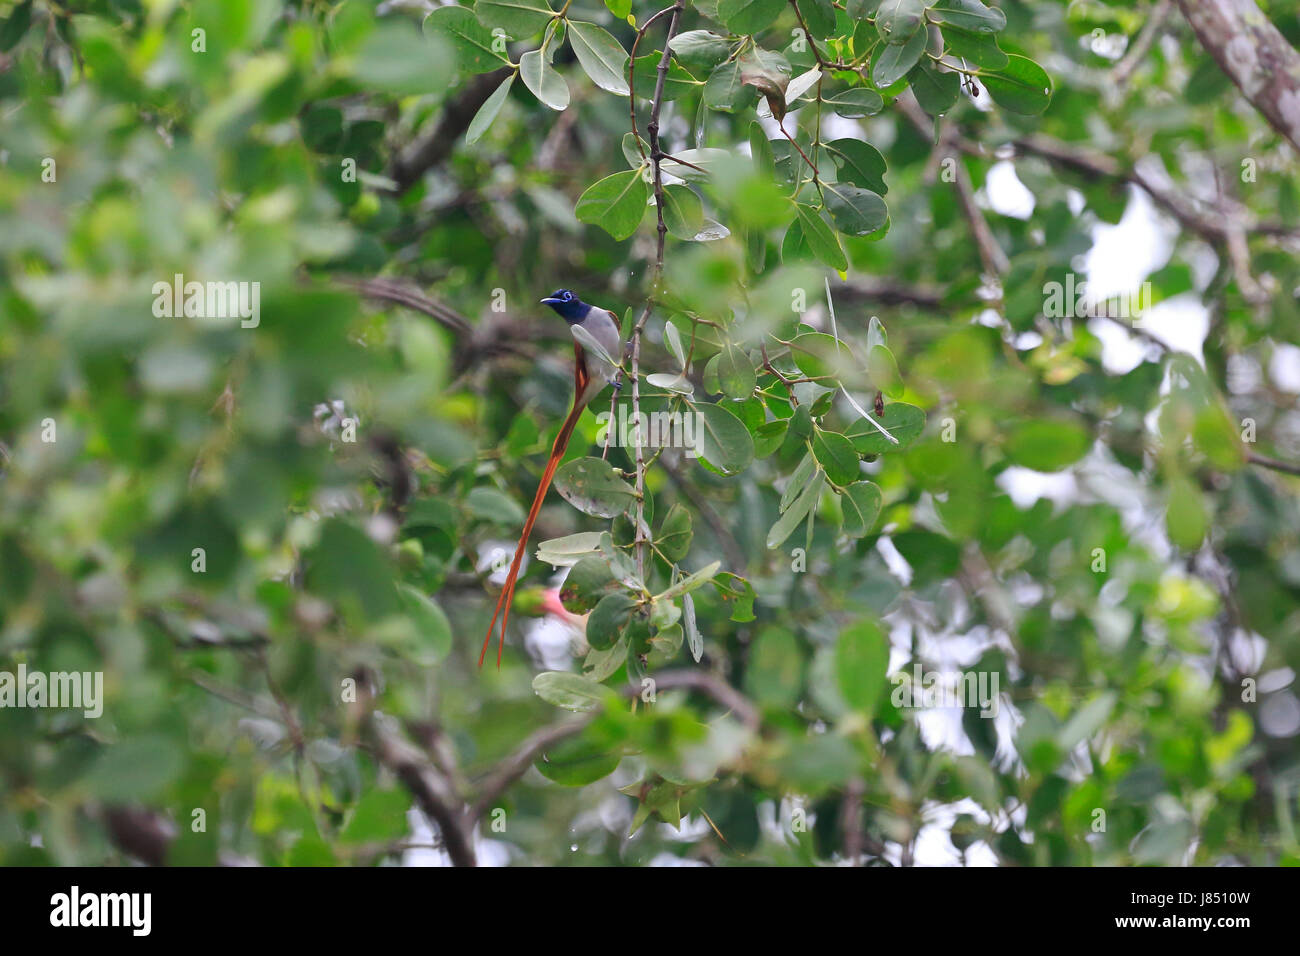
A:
[840,481,883,537]
[692,402,756,475]
[532,671,609,712]
[575,170,649,240]
[554,456,638,517]
[568,20,630,95]
[520,47,570,110]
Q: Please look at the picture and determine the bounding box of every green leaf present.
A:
[396,585,454,665]
[940,24,1007,69]
[835,619,889,717]
[782,451,816,511]
[465,72,515,145]
[867,344,903,398]
[791,331,856,380]
[305,519,400,621]
[584,633,629,680]
[664,319,687,369]
[560,554,621,612]
[554,456,638,517]
[785,66,823,105]
[825,139,888,195]
[586,591,637,648]
[632,53,701,101]
[825,88,884,120]
[683,592,703,661]
[340,788,411,843]
[1166,475,1208,550]
[908,61,960,115]
[1003,419,1091,471]
[840,481,883,536]
[520,47,570,110]
[669,30,731,73]
[928,0,1006,33]
[812,428,861,486]
[646,372,695,395]
[745,628,804,708]
[426,6,509,74]
[85,734,185,801]
[982,55,1053,115]
[768,469,824,548]
[693,402,756,475]
[717,343,757,399]
[575,170,649,240]
[872,23,926,86]
[656,560,722,600]
[657,503,694,562]
[754,420,789,457]
[568,20,630,95]
[0,0,32,53]
[532,671,609,712]
[662,184,704,240]
[475,0,557,38]
[800,0,837,38]
[718,0,787,35]
[749,122,777,179]
[604,0,632,17]
[704,60,757,112]
[468,485,526,524]
[1057,692,1117,751]
[772,733,858,792]
[355,22,455,95]
[660,147,735,180]
[875,0,925,43]
[535,531,604,567]
[845,402,926,454]
[824,181,889,236]
[867,315,888,351]
[794,204,847,271]
[535,734,622,785]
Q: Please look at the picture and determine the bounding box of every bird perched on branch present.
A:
[480,289,623,667]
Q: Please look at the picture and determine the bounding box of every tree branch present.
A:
[338,276,471,337]
[1112,0,1173,87]
[354,670,476,868]
[1245,451,1300,477]
[898,92,1008,277]
[388,68,513,193]
[470,717,591,821]
[1175,0,1300,155]
[629,4,684,584]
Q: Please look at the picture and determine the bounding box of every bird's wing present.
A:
[590,309,624,376]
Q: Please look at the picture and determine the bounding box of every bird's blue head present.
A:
[540,288,589,324]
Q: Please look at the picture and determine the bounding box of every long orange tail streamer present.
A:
[480,344,591,667]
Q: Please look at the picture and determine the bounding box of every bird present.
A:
[480,289,624,667]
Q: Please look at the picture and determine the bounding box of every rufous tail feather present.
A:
[480,346,591,667]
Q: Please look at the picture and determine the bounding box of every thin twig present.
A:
[470,717,591,820]
[1245,451,1300,477]
[1111,0,1173,87]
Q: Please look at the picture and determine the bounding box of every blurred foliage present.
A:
[0,0,1298,866]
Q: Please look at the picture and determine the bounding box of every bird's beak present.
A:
[540,297,561,306]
